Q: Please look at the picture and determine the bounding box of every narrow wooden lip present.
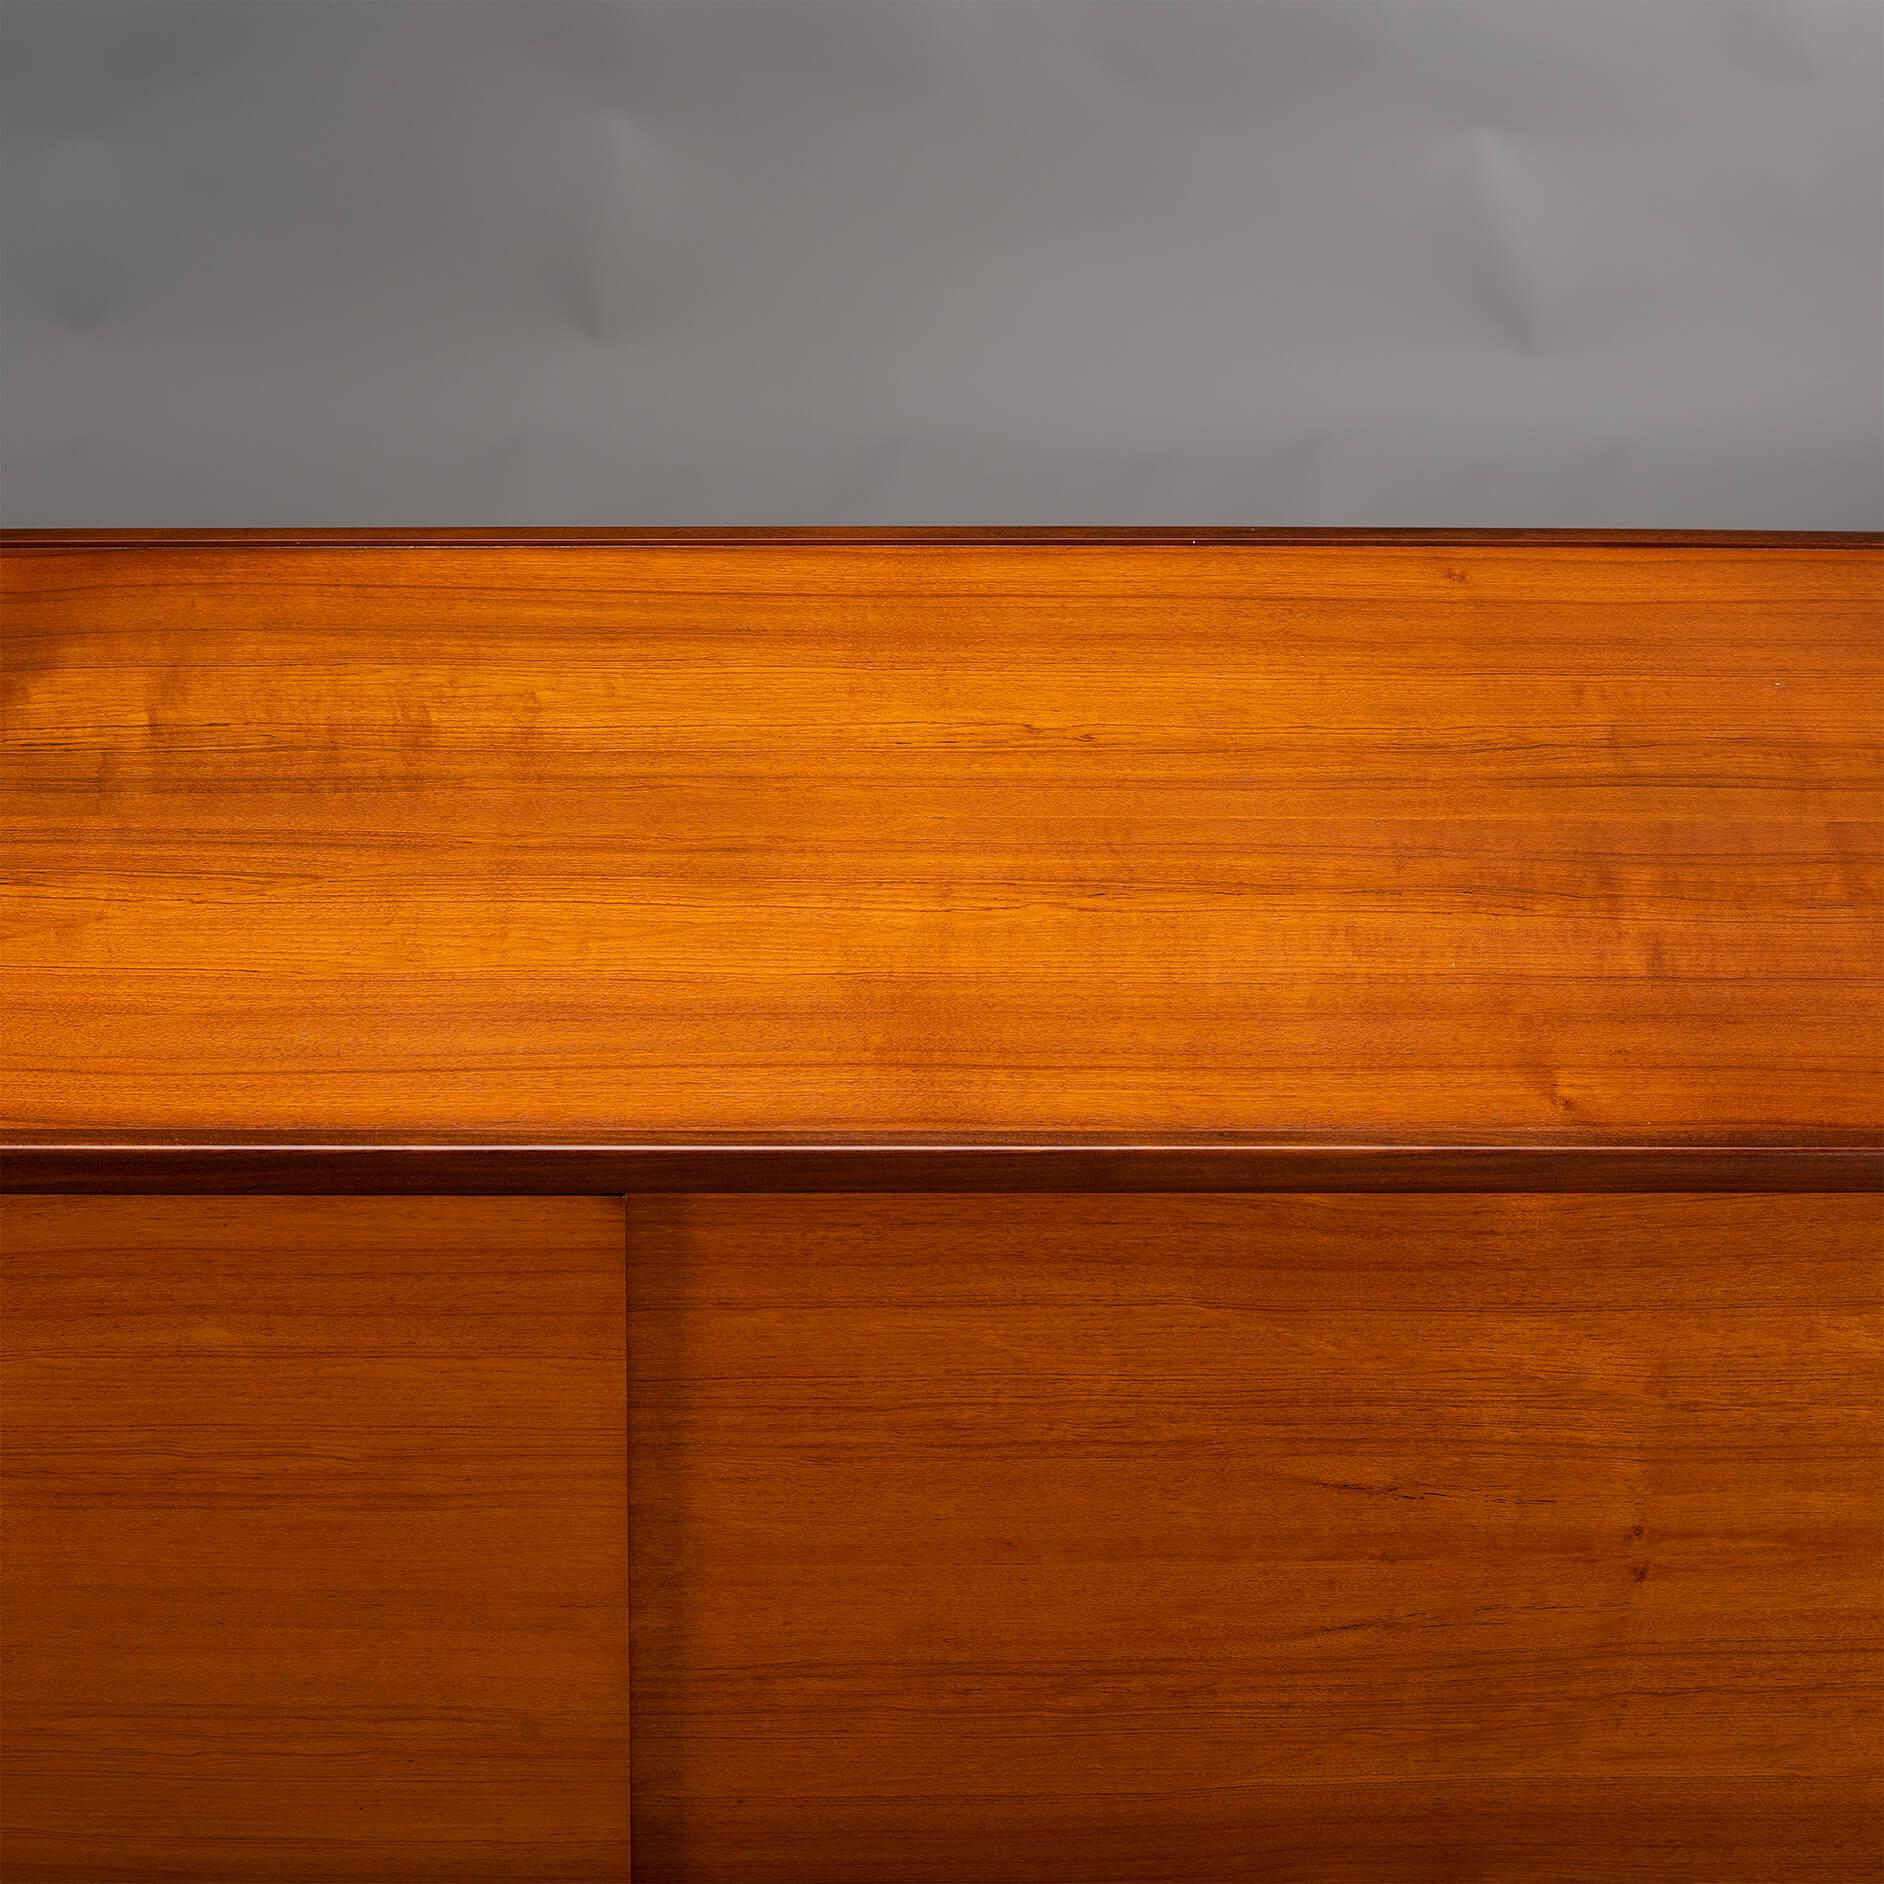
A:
[4,527,1879,551]
[5,1133,1878,1193]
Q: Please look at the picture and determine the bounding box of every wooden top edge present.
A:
[7,1129,1879,1150]
[7,1132,1879,1193]
[4,527,1880,551]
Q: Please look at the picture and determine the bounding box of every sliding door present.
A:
[627,1191,1882,1881]
[2,1195,630,1881]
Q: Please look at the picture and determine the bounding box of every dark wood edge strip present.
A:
[5,1140,1879,1193]
[4,527,1880,551]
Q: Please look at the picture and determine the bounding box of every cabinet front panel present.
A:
[627,1190,1883,1882]
[1,1194,630,1881]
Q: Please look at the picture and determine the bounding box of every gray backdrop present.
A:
[3,0,1879,528]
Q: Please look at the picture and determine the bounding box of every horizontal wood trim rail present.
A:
[6,528,1881,550]
[5,1134,1879,1193]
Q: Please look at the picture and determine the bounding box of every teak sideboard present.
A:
[2,527,1880,1882]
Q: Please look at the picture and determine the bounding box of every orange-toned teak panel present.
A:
[1,1194,630,1882]
[4,538,1879,1133]
[628,1190,1884,1883]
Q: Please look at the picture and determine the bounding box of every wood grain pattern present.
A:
[627,1190,1884,1882]
[6,536,1879,1136]
[1,1194,631,1881]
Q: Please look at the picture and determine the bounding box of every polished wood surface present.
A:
[627,1189,1884,1882]
[1,1194,631,1881]
[6,535,1878,1136]
[4,530,1879,1880]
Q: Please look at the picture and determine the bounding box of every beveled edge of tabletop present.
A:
[5,1129,1879,1192]
[5,527,1881,551]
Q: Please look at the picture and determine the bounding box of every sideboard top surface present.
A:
[4,531,1879,1139]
